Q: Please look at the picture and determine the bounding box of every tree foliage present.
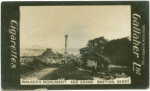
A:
[103,37,132,66]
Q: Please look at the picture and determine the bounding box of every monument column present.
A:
[64,34,68,54]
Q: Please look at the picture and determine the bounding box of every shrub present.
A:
[20,65,35,75]
[40,65,93,80]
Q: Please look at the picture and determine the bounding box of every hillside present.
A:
[20,48,80,57]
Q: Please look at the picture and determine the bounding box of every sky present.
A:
[20,6,131,50]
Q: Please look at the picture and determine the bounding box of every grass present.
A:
[20,65,35,76]
[40,65,93,80]
[20,63,61,76]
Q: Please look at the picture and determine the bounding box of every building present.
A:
[20,48,64,65]
[20,56,36,65]
[41,48,63,64]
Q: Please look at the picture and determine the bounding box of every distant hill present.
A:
[20,48,80,57]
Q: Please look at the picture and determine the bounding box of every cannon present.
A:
[79,37,131,79]
[92,52,116,79]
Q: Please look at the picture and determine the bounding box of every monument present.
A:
[64,34,68,54]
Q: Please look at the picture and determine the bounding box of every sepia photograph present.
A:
[20,6,132,84]
[1,1,149,89]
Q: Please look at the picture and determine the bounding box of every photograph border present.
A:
[1,1,149,90]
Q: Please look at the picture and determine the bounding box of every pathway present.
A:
[20,68,58,80]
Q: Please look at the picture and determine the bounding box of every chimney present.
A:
[47,48,52,51]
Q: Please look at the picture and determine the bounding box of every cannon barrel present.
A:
[93,52,111,65]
